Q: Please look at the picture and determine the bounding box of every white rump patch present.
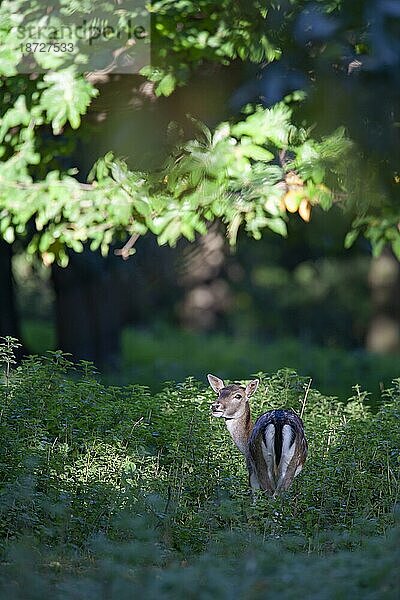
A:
[294,464,303,477]
[261,423,276,482]
[249,471,261,490]
[277,424,296,481]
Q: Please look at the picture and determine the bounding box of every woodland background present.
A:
[0,1,399,597]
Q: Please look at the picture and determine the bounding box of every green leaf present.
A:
[3,226,15,243]
[157,218,181,246]
[240,143,274,162]
[156,73,176,97]
[39,69,98,134]
[371,237,386,257]
[0,96,31,142]
[39,231,52,252]
[111,160,129,184]
[180,222,196,241]
[134,198,151,218]
[265,217,288,237]
[391,236,400,261]
[311,165,325,184]
[232,104,295,147]
[344,229,360,249]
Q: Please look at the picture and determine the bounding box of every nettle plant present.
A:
[0,338,398,553]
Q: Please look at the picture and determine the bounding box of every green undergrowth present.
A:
[0,338,399,598]
[21,319,400,404]
[120,326,400,404]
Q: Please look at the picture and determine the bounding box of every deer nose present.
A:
[211,402,221,412]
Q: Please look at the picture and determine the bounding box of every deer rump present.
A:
[248,409,307,495]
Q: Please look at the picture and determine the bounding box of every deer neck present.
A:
[225,403,253,455]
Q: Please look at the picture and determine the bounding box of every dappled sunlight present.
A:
[0,339,398,595]
[1,343,398,547]
[1,0,399,595]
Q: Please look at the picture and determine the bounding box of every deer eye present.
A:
[235,394,242,399]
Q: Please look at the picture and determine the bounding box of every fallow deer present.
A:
[207,374,308,496]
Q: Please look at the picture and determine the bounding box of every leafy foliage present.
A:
[39,69,96,134]
[143,0,280,94]
[0,0,399,262]
[0,338,398,596]
[117,327,400,402]
[0,88,350,263]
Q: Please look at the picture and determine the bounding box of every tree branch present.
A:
[114,233,140,260]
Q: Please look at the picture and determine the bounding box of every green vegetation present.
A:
[20,319,56,355]
[122,327,400,405]
[0,83,349,262]
[1,1,399,264]
[0,338,398,597]
[1,5,399,593]
[20,320,400,403]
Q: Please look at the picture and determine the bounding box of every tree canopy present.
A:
[1,0,399,264]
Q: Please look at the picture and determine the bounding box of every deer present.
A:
[207,374,308,496]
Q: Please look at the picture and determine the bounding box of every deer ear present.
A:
[207,374,225,394]
[245,379,259,398]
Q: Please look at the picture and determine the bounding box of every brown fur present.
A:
[208,374,308,496]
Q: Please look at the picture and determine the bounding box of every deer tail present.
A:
[250,410,306,495]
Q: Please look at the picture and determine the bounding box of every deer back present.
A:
[249,409,308,495]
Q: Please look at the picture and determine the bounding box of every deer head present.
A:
[207,374,259,420]
[207,374,307,494]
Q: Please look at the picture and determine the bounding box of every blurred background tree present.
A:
[0,0,399,392]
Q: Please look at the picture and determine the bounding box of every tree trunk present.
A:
[52,250,122,369]
[366,247,400,353]
[177,225,231,331]
[51,236,181,368]
[0,240,21,341]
